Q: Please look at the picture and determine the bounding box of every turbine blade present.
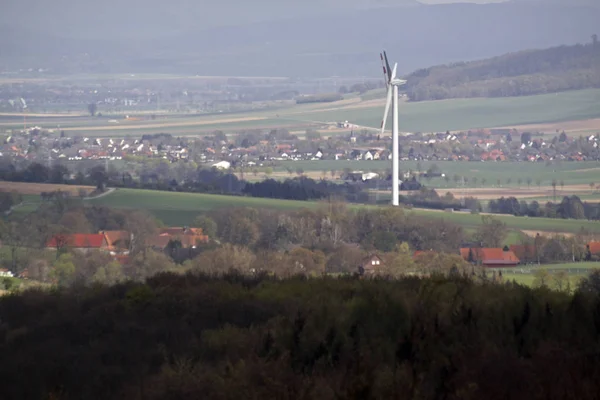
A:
[391,63,398,80]
[380,53,389,88]
[381,86,393,134]
[383,51,392,82]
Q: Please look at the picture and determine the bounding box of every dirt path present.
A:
[84,187,116,200]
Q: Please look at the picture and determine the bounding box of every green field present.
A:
[496,262,600,288]
[3,89,600,136]
[277,160,600,189]
[85,188,600,233]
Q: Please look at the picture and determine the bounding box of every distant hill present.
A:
[1,1,599,77]
[404,40,600,101]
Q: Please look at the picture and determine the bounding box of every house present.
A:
[46,233,109,253]
[147,227,209,250]
[460,247,520,267]
[212,161,231,170]
[358,254,385,276]
[0,268,14,277]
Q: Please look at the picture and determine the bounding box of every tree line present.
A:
[3,270,600,399]
[0,161,368,203]
[489,195,600,220]
[404,41,600,101]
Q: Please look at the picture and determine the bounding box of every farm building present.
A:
[460,247,520,268]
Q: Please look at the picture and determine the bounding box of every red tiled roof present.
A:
[460,248,520,266]
[46,234,107,248]
[589,242,600,255]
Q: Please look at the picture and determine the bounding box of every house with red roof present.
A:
[46,233,109,253]
[460,247,520,268]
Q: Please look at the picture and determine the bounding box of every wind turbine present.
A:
[380,51,406,206]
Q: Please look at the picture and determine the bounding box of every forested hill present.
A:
[404,40,600,101]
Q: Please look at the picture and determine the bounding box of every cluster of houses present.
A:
[358,241,600,276]
[2,125,599,167]
[44,226,209,264]
[2,129,190,162]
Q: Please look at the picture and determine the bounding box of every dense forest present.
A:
[404,39,600,101]
[3,272,600,399]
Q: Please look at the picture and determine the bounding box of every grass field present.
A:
[274,160,600,191]
[3,89,600,136]
[496,262,600,288]
[84,188,600,234]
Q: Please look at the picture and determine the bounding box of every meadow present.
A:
[85,188,600,235]
[3,88,600,136]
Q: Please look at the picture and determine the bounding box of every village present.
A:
[2,125,599,172]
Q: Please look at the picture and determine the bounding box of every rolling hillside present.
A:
[404,41,600,101]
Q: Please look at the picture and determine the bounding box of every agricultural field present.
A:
[0,181,95,196]
[3,88,600,137]
[84,188,600,235]
[272,160,600,189]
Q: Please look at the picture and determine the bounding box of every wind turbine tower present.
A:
[380,51,407,206]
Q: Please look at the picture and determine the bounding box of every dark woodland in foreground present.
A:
[2,273,600,399]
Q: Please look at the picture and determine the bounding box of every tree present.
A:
[517,178,522,188]
[191,244,255,274]
[533,269,551,289]
[593,34,599,46]
[87,103,98,117]
[506,177,512,186]
[330,170,336,179]
[551,179,557,201]
[475,215,507,248]
[88,165,108,191]
[49,164,69,184]
[193,215,217,239]
[559,180,564,192]
[125,211,158,255]
[553,271,570,293]
[93,261,126,286]
[526,177,532,189]
[577,269,600,294]
[286,248,326,276]
[325,244,364,274]
[51,253,76,287]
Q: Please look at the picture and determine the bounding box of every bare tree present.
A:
[552,179,557,201]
